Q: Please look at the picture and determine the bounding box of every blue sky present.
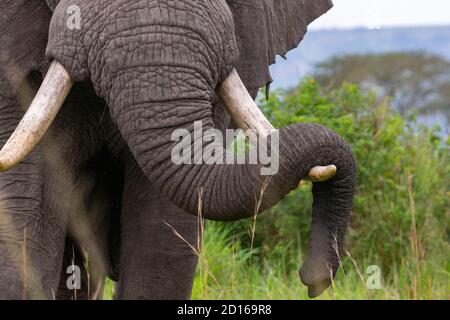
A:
[310,0,450,30]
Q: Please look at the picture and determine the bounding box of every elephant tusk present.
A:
[306,165,337,182]
[217,68,336,182]
[216,69,275,136]
[0,61,73,172]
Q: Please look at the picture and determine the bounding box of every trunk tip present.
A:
[306,278,332,298]
[299,266,333,298]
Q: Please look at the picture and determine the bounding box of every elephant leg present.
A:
[0,74,115,299]
[0,160,67,299]
[116,158,199,300]
[0,2,62,299]
[0,106,107,299]
[0,80,69,299]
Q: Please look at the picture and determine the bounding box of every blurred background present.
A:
[271,0,450,133]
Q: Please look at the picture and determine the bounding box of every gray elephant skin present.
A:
[0,0,357,299]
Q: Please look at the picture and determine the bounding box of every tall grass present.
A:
[191,222,448,300]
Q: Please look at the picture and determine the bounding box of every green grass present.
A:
[190,222,449,300]
[104,221,448,300]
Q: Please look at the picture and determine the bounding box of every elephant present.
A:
[0,0,357,300]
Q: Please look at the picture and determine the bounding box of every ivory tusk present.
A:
[217,69,336,182]
[0,61,73,172]
[306,165,337,182]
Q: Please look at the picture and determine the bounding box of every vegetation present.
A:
[314,52,450,120]
[105,78,449,300]
[191,79,449,300]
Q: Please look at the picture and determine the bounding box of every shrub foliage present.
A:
[193,79,449,299]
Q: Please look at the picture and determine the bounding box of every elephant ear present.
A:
[226,0,333,92]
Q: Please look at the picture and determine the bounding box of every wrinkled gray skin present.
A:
[0,0,356,299]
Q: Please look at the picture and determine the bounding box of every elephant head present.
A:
[0,0,357,298]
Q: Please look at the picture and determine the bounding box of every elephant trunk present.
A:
[107,66,357,296]
[300,155,355,297]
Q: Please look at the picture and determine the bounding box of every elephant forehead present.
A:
[93,0,227,41]
[47,0,238,90]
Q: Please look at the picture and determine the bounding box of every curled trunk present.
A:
[110,78,357,296]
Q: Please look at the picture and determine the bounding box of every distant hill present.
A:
[270,25,450,89]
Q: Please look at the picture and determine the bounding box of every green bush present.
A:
[194,79,449,299]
